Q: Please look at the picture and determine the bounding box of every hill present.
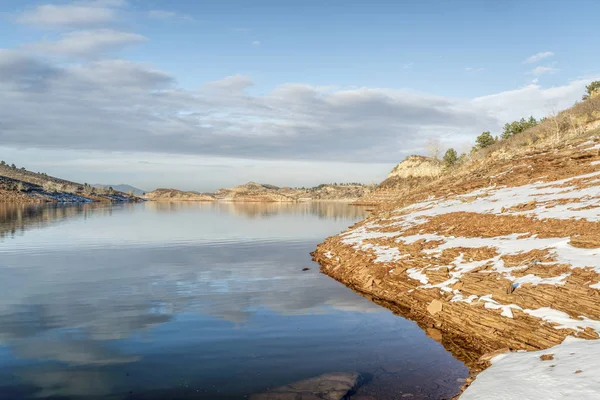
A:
[0,164,140,204]
[144,189,215,202]
[147,182,375,202]
[313,88,600,397]
[93,184,146,196]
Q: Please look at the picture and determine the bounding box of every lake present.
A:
[0,202,467,399]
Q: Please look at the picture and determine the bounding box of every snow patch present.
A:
[461,337,600,400]
[524,308,600,333]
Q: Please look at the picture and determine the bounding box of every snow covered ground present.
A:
[337,156,600,333]
[461,337,600,400]
[319,139,600,399]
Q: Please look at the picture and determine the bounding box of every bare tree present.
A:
[426,138,441,160]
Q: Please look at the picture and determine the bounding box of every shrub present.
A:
[475,131,497,149]
[443,148,458,167]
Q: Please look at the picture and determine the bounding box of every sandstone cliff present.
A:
[354,155,442,205]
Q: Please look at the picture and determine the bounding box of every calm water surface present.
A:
[0,202,467,400]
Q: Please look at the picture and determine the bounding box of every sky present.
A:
[0,0,599,191]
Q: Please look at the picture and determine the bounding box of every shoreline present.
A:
[143,198,367,203]
[312,136,600,397]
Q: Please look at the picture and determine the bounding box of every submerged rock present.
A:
[250,372,360,400]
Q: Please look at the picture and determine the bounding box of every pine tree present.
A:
[475,131,496,149]
[443,148,458,167]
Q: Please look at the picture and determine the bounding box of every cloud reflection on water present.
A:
[0,202,387,398]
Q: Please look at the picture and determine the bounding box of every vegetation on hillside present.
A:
[0,163,139,203]
[437,81,600,171]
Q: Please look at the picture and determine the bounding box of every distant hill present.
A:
[147,182,375,202]
[144,189,215,201]
[0,163,141,204]
[93,184,146,196]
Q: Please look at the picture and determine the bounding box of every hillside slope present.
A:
[0,164,139,203]
[313,115,600,384]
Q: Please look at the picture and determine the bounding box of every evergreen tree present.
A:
[443,148,458,167]
[583,81,600,100]
[475,131,496,149]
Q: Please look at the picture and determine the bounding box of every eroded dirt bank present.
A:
[313,136,600,378]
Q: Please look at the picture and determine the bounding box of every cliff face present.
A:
[313,133,600,370]
[144,189,216,202]
[354,155,442,205]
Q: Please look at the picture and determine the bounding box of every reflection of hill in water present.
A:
[146,201,369,220]
[0,203,131,240]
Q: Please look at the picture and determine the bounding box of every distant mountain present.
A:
[93,184,146,196]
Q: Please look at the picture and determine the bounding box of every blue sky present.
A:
[0,0,598,190]
[124,0,599,96]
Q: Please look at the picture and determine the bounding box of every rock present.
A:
[540,353,554,361]
[250,372,360,400]
[427,299,443,316]
[426,327,443,342]
[302,267,311,271]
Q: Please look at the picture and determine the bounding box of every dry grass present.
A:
[473,96,600,161]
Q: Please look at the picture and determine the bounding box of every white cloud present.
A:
[26,29,147,57]
[1,43,596,169]
[16,2,121,28]
[147,10,193,21]
[471,79,594,122]
[529,66,559,76]
[205,74,254,92]
[466,67,485,72]
[404,62,414,69]
[524,51,554,64]
[252,40,261,46]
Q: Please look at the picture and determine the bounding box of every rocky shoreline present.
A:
[313,135,600,396]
